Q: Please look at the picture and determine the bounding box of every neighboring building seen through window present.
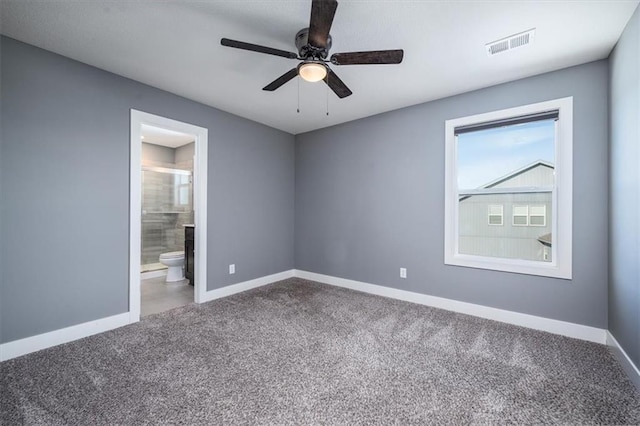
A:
[457,119,555,262]
[444,98,573,279]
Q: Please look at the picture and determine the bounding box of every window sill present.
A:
[445,253,572,280]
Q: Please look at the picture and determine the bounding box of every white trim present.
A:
[444,97,573,279]
[193,125,209,305]
[130,110,209,322]
[607,331,640,391]
[1,269,615,367]
[0,313,130,362]
[294,270,606,344]
[201,270,295,303]
[130,115,142,323]
[0,270,293,361]
[141,269,168,280]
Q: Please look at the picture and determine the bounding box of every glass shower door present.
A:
[141,166,193,272]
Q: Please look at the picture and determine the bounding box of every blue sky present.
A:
[457,119,555,189]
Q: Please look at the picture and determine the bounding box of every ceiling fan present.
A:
[220,0,404,99]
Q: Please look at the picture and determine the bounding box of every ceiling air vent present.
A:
[486,29,535,56]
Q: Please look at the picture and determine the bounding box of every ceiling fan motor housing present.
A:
[295,28,332,60]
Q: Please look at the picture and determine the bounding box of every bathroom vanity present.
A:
[184,224,195,286]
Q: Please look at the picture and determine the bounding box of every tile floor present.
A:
[141,262,165,273]
[141,275,193,317]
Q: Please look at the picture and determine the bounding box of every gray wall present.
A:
[295,60,609,328]
[142,142,174,165]
[0,37,295,344]
[609,6,640,367]
[0,33,625,344]
[175,142,195,165]
[141,142,195,167]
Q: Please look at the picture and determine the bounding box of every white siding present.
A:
[458,163,554,262]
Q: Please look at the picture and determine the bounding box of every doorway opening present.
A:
[130,110,208,321]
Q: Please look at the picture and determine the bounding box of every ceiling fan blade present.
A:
[330,49,404,65]
[323,68,352,98]
[308,0,338,49]
[262,68,299,91]
[221,38,298,59]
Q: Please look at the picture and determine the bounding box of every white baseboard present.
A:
[0,312,131,362]
[0,269,296,362]
[141,269,167,280]
[607,331,640,390]
[294,270,607,344]
[1,269,609,364]
[200,269,295,303]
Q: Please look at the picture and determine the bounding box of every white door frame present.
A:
[129,109,209,323]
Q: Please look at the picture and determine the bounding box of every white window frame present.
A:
[512,205,529,227]
[488,205,503,226]
[529,205,546,227]
[444,97,573,279]
[174,172,191,207]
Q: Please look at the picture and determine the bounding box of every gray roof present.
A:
[538,233,552,246]
[481,160,554,189]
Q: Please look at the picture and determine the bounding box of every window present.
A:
[488,205,503,225]
[512,205,546,227]
[444,98,573,279]
[173,172,191,207]
[512,205,529,226]
[529,205,546,226]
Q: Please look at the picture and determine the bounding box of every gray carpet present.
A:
[2,278,639,425]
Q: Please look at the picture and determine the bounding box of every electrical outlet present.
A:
[229,264,235,274]
[400,268,407,279]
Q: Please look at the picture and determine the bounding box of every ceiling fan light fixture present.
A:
[298,62,327,82]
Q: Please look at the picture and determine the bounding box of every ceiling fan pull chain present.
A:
[297,76,300,113]
[326,73,329,116]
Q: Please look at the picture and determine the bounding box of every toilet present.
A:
[159,251,185,282]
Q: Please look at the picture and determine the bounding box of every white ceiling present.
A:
[2,1,638,135]
[141,124,195,148]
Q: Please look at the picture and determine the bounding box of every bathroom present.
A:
[140,124,195,316]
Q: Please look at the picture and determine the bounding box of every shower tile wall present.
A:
[142,142,195,269]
